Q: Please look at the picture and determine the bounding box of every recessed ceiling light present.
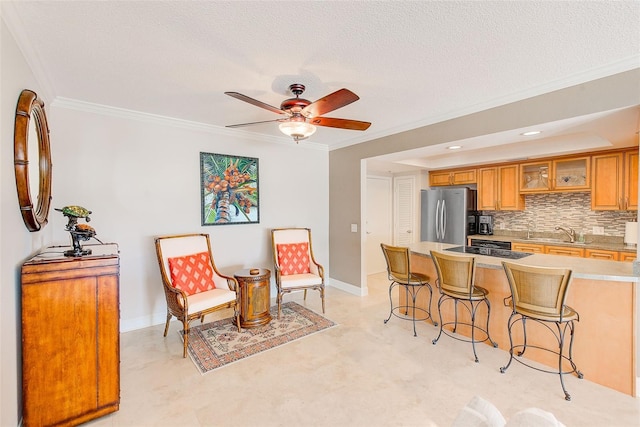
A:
[447,145,462,150]
[521,130,542,136]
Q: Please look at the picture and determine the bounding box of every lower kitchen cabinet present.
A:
[512,242,634,262]
[543,245,584,257]
[511,243,544,254]
[21,244,120,426]
[586,249,620,261]
[620,252,637,262]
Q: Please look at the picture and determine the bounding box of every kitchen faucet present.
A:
[555,226,576,243]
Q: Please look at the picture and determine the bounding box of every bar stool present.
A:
[380,243,437,337]
[500,261,583,401]
[430,250,498,362]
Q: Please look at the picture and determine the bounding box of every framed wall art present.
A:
[200,152,259,225]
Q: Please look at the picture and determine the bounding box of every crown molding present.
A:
[51,97,329,151]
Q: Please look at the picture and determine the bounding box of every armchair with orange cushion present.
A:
[155,233,240,357]
[271,228,325,318]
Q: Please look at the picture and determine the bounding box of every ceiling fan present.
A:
[225,83,371,143]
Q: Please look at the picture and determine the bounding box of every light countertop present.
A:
[408,241,638,282]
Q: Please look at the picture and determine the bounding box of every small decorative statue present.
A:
[55,205,99,257]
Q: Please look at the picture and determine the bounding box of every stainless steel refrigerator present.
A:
[420,188,477,245]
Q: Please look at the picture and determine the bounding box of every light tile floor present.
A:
[87,273,640,426]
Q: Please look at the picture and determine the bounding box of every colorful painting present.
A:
[200,152,259,225]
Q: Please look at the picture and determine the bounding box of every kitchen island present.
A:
[407,241,638,397]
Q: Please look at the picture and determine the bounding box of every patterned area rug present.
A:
[185,301,336,374]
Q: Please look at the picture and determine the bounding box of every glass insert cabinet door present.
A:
[554,157,590,190]
[520,161,550,192]
[520,156,590,193]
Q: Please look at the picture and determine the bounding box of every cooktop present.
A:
[445,246,532,260]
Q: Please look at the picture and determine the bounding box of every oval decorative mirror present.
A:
[14,89,52,232]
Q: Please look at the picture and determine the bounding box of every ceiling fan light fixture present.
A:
[225,84,370,140]
[279,120,316,142]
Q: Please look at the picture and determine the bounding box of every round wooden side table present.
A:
[234,268,272,328]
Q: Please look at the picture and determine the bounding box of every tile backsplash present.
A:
[485,192,637,237]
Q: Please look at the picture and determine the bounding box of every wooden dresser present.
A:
[21,244,120,426]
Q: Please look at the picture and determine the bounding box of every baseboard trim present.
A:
[121,312,167,333]
[328,278,368,296]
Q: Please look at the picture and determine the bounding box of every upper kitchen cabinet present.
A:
[554,157,591,191]
[429,168,476,187]
[519,156,590,193]
[592,149,638,210]
[477,164,524,211]
[519,161,549,192]
[624,150,638,210]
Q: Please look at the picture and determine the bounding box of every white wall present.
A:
[1,17,54,426]
[49,105,329,332]
[2,17,329,426]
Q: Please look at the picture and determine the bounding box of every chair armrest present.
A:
[223,275,239,292]
[309,258,324,277]
[162,280,190,312]
[162,278,186,297]
[211,270,238,292]
[315,263,324,279]
[273,264,282,283]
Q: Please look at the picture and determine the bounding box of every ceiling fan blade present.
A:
[225,92,286,115]
[309,117,371,131]
[226,118,287,128]
[302,88,360,118]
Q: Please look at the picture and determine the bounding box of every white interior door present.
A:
[365,176,392,275]
[394,176,416,246]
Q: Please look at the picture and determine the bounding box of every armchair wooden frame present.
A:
[155,233,240,357]
[271,228,325,319]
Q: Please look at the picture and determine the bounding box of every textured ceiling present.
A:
[3,1,639,166]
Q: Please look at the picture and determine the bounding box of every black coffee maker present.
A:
[478,215,494,235]
[467,213,478,235]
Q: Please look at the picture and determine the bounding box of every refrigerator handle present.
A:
[441,199,447,240]
[435,199,441,239]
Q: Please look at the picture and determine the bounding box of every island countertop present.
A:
[407,241,638,282]
[405,240,638,397]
